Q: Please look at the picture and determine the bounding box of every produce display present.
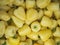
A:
[0,0,60,45]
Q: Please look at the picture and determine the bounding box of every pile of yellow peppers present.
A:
[0,0,60,45]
